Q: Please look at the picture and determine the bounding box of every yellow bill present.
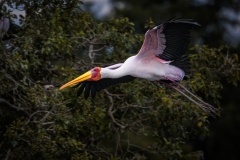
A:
[59,71,91,90]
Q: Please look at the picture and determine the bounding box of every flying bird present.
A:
[60,18,217,115]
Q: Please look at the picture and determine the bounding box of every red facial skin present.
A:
[89,67,101,81]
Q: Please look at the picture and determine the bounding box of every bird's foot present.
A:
[158,77,219,117]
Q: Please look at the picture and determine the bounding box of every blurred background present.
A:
[83,0,240,159]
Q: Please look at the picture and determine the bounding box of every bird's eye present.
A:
[92,68,98,72]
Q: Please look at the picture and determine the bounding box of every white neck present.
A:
[100,67,127,79]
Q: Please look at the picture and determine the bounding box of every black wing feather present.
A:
[76,75,135,99]
[84,83,91,99]
[95,82,102,92]
[91,84,96,99]
[156,18,200,75]
[77,82,86,97]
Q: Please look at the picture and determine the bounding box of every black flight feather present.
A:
[156,17,200,76]
[90,84,96,99]
[76,75,135,99]
[76,82,86,97]
[84,83,91,99]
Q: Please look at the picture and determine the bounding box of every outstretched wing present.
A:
[75,75,134,99]
[137,17,200,61]
[74,63,134,99]
[137,17,199,76]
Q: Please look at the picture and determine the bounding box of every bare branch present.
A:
[4,149,10,160]
[0,98,29,117]
[104,91,124,99]
[114,127,121,158]
[88,38,97,64]
[105,90,126,129]
[24,111,54,125]
[123,103,152,109]
[92,46,106,52]
[123,132,135,158]
[41,122,55,126]
[38,105,57,125]
[121,139,158,154]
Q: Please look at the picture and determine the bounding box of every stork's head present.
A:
[59,67,102,90]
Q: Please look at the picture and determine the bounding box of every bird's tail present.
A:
[170,55,191,78]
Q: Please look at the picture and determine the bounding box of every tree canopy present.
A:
[1,0,240,159]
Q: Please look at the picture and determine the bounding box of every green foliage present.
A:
[1,1,240,160]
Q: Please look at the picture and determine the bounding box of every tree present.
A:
[0,0,239,159]
[112,0,240,49]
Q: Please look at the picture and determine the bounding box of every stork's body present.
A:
[101,55,184,81]
[60,18,217,115]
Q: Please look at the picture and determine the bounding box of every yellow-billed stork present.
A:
[60,17,217,115]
